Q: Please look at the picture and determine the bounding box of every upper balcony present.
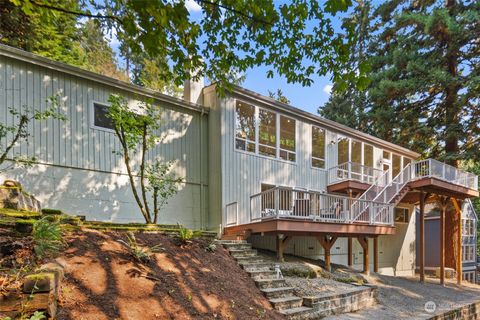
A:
[327,159,479,200]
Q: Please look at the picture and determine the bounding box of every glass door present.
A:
[383,151,392,184]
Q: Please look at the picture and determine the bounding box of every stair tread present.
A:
[279,306,312,315]
[261,286,295,293]
[255,278,285,283]
[269,296,302,303]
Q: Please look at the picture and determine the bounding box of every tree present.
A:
[11,0,366,91]
[0,97,66,171]
[107,95,182,224]
[268,89,290,104]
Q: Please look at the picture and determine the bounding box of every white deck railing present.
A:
[413,159,478,190]
[250,186,394,226]
[328,162,384,186]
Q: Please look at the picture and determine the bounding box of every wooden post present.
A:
[347,237,353,267]
[317,235,338,272]
[276,235,292,262]
[439,197,448,286]
[373,237,379,273]
[357,236,369,275]
[451,198,463,285]
[419,192,426,283]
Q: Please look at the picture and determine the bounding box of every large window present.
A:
[338,137,349,164]
[258,108,277,157]
[394,207,409,223]
[280,115,296,161]
[364,144,374,168]
[234,100,296,162]
[392,154,401,178]
[403,157,411,168]
[93,102,115,130]
[312,126,325,169]
[235,101,256,153]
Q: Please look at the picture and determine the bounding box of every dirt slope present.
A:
[56,230,283,320]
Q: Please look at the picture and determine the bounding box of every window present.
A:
[403,158,411,168]
[463,271,476,283]
[235,101,256,153]
[394,207,409,223]
[383,151,391,161]
[392,154,401,178]
[364,144,374,168]
[463,219,475,236]
[338,137,349,164]
[258,108,277,157]
[280,116,296,161]
[351,140,362,177]
[463,245,475,262]
[312,126,325,169]
[93,102,114,130]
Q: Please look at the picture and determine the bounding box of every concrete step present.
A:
[221,242,252,250]
[216,239,247,244]
[255,278,286,290]
[247,270,277,280]
[242,263,273,272]
[279,306,313,318]
[261,286,296,299]
[229,248,257,256]
[269,296,303,311]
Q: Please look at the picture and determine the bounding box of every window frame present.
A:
[233,99,297,164]
[279,114,297,162]
[90,101,116,133]
[394,207,409,224]
[235,101,257,154]
[311,125,326,170]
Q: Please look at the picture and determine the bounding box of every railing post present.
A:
[348,162,351,179]
[274,188,280,218]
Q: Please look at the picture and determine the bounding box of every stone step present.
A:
[269,296,304,311]
[237,256,268,264]
[242,263,273,272]
[247,270,277,280]
[216,239,247,244]
[229,248,257,256]
[255,278,286,290]
[221,242,252,250]
[279,306,313,318]
[261,287,296,299]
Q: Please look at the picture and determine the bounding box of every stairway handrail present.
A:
[372,163,412,204]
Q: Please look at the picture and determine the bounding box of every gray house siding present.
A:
[0,49,209,228]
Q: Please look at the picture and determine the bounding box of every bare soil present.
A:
[55,230,284,320]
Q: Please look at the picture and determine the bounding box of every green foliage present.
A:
[107,94,182,223]
[267,89,290,104]
[119,232,162,263]
[32,217,64,258]
[0,96,66,171]
[205,242,217,252]
[10,0,364,91]
[177,224,202,245]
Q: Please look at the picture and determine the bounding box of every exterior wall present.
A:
[0,52,209,228]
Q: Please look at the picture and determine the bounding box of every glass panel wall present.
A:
[312,126,326,169]
[235,101,256,153]
[392,154,401,177]
[279,115,296,162]
[258,108,277,157]
[338,137,349,165]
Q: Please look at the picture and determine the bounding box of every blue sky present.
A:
[110,0,338,115]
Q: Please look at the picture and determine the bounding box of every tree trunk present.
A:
[153,188,159,224]
[139,122,151,222]
[0,115,29,166]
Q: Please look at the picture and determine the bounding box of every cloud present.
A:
[185,0,201,13]
[323,84,333,95]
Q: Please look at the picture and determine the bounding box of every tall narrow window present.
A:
[279,116,296,162]
[258,108,276,157]
[364,144,373,167]
[235,101,256,153]
[351,140,362,176]
[392,154,401,177]
[338,137,349,164]
[403,158,411,168]
[312,126,325,168]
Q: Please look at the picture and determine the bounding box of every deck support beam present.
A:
[357,236,369,275]
[347,237,353,267]
[419,192,430,283]
[373,237,379,273]
[451,198,463,285]
[438,196,449,286]
[317,235,338,272]
[276,234,292,262]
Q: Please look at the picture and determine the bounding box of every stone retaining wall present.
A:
[429,300,480,320]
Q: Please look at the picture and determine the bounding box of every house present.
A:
[0,44,478,284]
[415,199,477,283]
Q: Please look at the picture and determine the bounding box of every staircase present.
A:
[217,240,313,319]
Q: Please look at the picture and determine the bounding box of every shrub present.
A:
[205,242,217,252]
[177,224,202,245]
[119,232,162,263]
[32,217,64,258]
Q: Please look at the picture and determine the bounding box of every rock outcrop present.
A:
[0,180,41,212]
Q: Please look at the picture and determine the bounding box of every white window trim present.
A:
[234,99,297,164]
[90,100,115,133]
[394,207,409,224]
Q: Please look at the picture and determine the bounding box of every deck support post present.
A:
[347,237,353,267]
[357,236,369,275]
[317,235,338,272]
[419,192,429,283]
[451,198,463,285]
[439,196,449,286]
[276,234,291,262]
[373,237,379,273]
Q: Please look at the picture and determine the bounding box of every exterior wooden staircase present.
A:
[217,240,313,319]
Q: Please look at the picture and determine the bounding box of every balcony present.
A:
[327,162,384,195]
[249,186,393,226]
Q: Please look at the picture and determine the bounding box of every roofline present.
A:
[209,83,420,159]
[0,44,208,115]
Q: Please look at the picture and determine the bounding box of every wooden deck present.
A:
[327,180,371,196]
